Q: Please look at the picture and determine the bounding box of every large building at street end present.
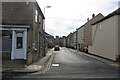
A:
[53,36,66,47]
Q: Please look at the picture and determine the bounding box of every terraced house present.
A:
[1,1,45,65]
[89,8,120,61]
[66,32,73,48]
[76,25,84,51]
[71,31,77,49]
[76,13,104,52]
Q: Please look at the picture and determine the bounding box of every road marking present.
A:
[42,53,55,73]
[52,64,60,67]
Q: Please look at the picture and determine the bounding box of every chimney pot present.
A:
[87,18,89,21]
[92,14,95,18]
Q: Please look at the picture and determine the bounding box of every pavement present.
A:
[2,49,54,73]
[69,49,120,68]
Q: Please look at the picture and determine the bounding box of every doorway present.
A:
[11,30,27,60]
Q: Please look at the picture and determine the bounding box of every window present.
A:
[17,37,23,49]
[39,15,41,23]
[35,10,38,22]
[2,30,12,38]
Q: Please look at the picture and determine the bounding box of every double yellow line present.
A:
[42,53,55,73]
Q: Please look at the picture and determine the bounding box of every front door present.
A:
[13,31,27,59]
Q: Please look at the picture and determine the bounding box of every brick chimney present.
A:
[62,36,66,38]
[92,14,95,18]
[56,36,59,38]
[87,18,89,22]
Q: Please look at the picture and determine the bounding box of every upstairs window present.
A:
[35,10,38,22]
[39,15,41,23]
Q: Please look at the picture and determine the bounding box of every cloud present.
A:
[37,0,119,37]
[45,17,86,36]
[45,18,71,36]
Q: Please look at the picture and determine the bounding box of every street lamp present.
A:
[44,6,51,16]
[43,6,51,30]
[43,6,51,56]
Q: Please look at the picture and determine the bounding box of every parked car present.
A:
[54,45,60,51]
[83,47,88,53]
[80,43,88,53]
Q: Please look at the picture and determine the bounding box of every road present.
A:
[4,47,119,80]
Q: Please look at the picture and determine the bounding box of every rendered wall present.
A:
[89,15,118,61]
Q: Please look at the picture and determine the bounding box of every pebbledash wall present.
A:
[2,2,45,65]
[89,8,120,61]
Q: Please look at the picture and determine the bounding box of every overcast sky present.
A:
[37,0,119,37]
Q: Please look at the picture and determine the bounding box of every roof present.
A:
[35,2,45,19]
[92,8,120,25]
[76,24,84,30]
[67,32,73,37]
[45,32,54,38]
[77,13,104,30]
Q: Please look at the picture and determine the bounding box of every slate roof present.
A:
[45,32,54,38]
[92,8,120,25]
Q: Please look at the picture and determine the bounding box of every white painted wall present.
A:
[89,15,118,61]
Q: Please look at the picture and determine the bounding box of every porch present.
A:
[0,25,29,60]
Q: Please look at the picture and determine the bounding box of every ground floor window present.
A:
[2,30,12,51]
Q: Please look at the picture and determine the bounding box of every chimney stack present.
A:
[87,18,89,21]
[92,14,95,18]
[62,36,66,38]
[56,36,59,38]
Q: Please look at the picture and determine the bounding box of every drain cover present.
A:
[52,64,60,67]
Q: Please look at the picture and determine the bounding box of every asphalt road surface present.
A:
[4,47,120,80]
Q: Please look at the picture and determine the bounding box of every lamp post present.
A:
[44,6,51,17]
[43,6,51,56]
